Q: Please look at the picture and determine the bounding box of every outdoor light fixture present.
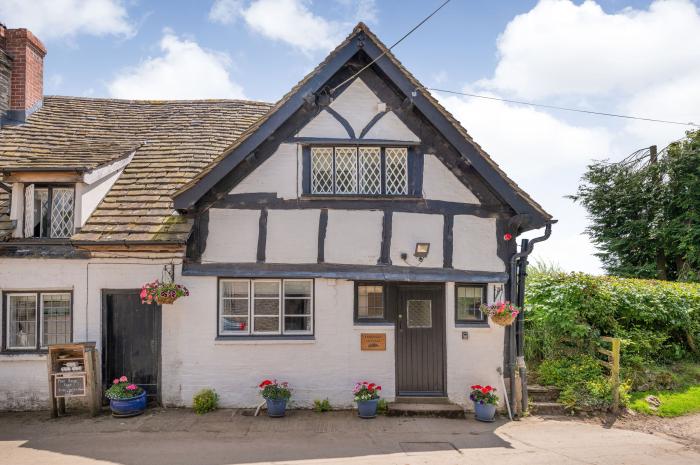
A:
[414,242,430,262]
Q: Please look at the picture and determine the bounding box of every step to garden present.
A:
[529,401,568,416]
[527,384,561,402]
[387,402,465,419]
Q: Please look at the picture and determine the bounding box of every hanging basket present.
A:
[490,312,517,326]
[141,280,189,306]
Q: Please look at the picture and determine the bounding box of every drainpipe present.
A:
[508,222,552,418]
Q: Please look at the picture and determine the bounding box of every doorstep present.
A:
[388,399,465,419]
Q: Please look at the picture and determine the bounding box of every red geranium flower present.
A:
[504,233,513,241]
[259,379,272,388]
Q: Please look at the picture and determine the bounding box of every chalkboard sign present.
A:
[54,375,86,397]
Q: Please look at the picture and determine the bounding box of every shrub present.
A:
[313,398,331,412]
[526,273,700,366]
[193,388,218,414]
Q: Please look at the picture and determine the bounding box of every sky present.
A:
[1,0,698,273]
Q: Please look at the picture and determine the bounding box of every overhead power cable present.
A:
[426,88,699,127]
[329,0,452,94]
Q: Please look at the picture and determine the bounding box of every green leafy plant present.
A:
[353,381,381,401]
[313,398,331,412]
[259,379,291,400]
[105,375,144,400]
[193,388,218,414]
[376,398,388,415]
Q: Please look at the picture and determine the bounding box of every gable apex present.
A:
[173,22,552,228]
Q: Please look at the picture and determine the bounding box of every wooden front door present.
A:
[102,290,161,402]
[395,284,446,397]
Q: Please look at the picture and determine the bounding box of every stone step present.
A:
[387,402,465,419]
[394,396,451,404]
[527,384,561,402]
[529,401,568,416]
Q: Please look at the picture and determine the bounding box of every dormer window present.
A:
[24,184,74,238]
[310,146,408,196]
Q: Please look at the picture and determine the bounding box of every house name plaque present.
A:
[360,333,386,351]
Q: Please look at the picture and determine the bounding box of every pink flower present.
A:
[113,378,119,385]
[119,375,128,382]
[126,384,137,391]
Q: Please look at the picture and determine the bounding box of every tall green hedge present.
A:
[525,273,700,367]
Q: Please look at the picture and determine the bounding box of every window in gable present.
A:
[24,184,74,239]
[310,146,408,196]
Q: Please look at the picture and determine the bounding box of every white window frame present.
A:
[4,291,72,351]
[218,279,314,337]
[282,279,314,335]
[23,184,75,239]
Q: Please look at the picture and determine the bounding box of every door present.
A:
[102,290,161,403]
[395,285,446,396]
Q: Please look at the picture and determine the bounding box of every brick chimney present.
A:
[0,24,47,124]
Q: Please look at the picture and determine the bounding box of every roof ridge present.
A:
[43,95,273,105]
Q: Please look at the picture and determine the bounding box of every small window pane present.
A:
[32,188,49,238]
[385,148,407,195]
[457,286,485,322]
[50,188,74,238]
[359,147,382,194]
[358,285,384,319]
[8,295,37,348]
[407,300,432,328]
[253,317,279,332]
[311,147,334,194]
[334,147,358,194]
[254,299,279,316]
[254,281,280,298]
[42,293,71,347]
[222,316,248,332]
[284,316,311,332]
[284,280,311,298]
[221,281,249,298]
[221,299,248,316]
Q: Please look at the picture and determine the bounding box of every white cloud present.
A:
[481,0,700,100]
[0,0,133,40]
[209,0,244,24]
[107,31,245,100]
[208,0,376,53]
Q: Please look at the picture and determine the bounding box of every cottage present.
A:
[0,23,552,412]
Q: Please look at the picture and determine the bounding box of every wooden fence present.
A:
[598,336,621,412]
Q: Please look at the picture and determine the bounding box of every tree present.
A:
[571,130,700,282]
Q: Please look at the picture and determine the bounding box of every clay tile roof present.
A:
[0,96,273,243]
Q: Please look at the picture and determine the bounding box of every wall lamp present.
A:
[414,242,430,262]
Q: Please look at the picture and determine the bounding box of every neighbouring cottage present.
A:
[0,23,553,412]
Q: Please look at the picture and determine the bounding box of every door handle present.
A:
[398,313,403,331]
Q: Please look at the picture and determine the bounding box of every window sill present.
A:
[353,322,395,329]
[0,352,48,361]
[300,195,421,201]
[215,335,316,345]
[454,322,491,329]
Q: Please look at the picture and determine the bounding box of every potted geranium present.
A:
[480,301,520,326]
[105,375,147,417]
[141,280,189,305]
[259,379,291,417]
[469,384,498,422]
[353,381,381,419]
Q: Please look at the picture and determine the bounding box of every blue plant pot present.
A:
[109,390,147,417]
[266,398,288,417]
[357,398,379,419]
[474,401,497,422]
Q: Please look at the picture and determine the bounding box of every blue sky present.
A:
[1,0,698,273]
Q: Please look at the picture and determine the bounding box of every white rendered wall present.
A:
[77,168,124,227]
[229,143,299,199]
[452,215,504,272]
[328,78,380,136]
[203,209,260,263]
[390,212,444,268]
[363,111,419,142]
[265,209,320,264]
[422,154,480,204]
[296,110,350,139]
[324,210,383,265]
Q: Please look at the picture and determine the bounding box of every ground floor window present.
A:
[455,284,487,326]
[355,282,390,324]
[219,279,313,336]
[3,291,72,351]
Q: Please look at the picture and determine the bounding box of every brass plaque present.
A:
[361,333,386,351]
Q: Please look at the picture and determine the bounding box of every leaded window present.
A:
[456,285,487,325]
[24,184,74,238]
[309,146,409,196]
[218,279,314,337]
[4,292,71,351]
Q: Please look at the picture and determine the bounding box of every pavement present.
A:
[1,408,699,465]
